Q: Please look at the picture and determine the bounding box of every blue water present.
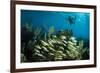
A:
[21,10,90,39]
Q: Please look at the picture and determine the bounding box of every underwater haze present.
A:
[21,10,90,39]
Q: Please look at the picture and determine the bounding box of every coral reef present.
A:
[21,23,89,62]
